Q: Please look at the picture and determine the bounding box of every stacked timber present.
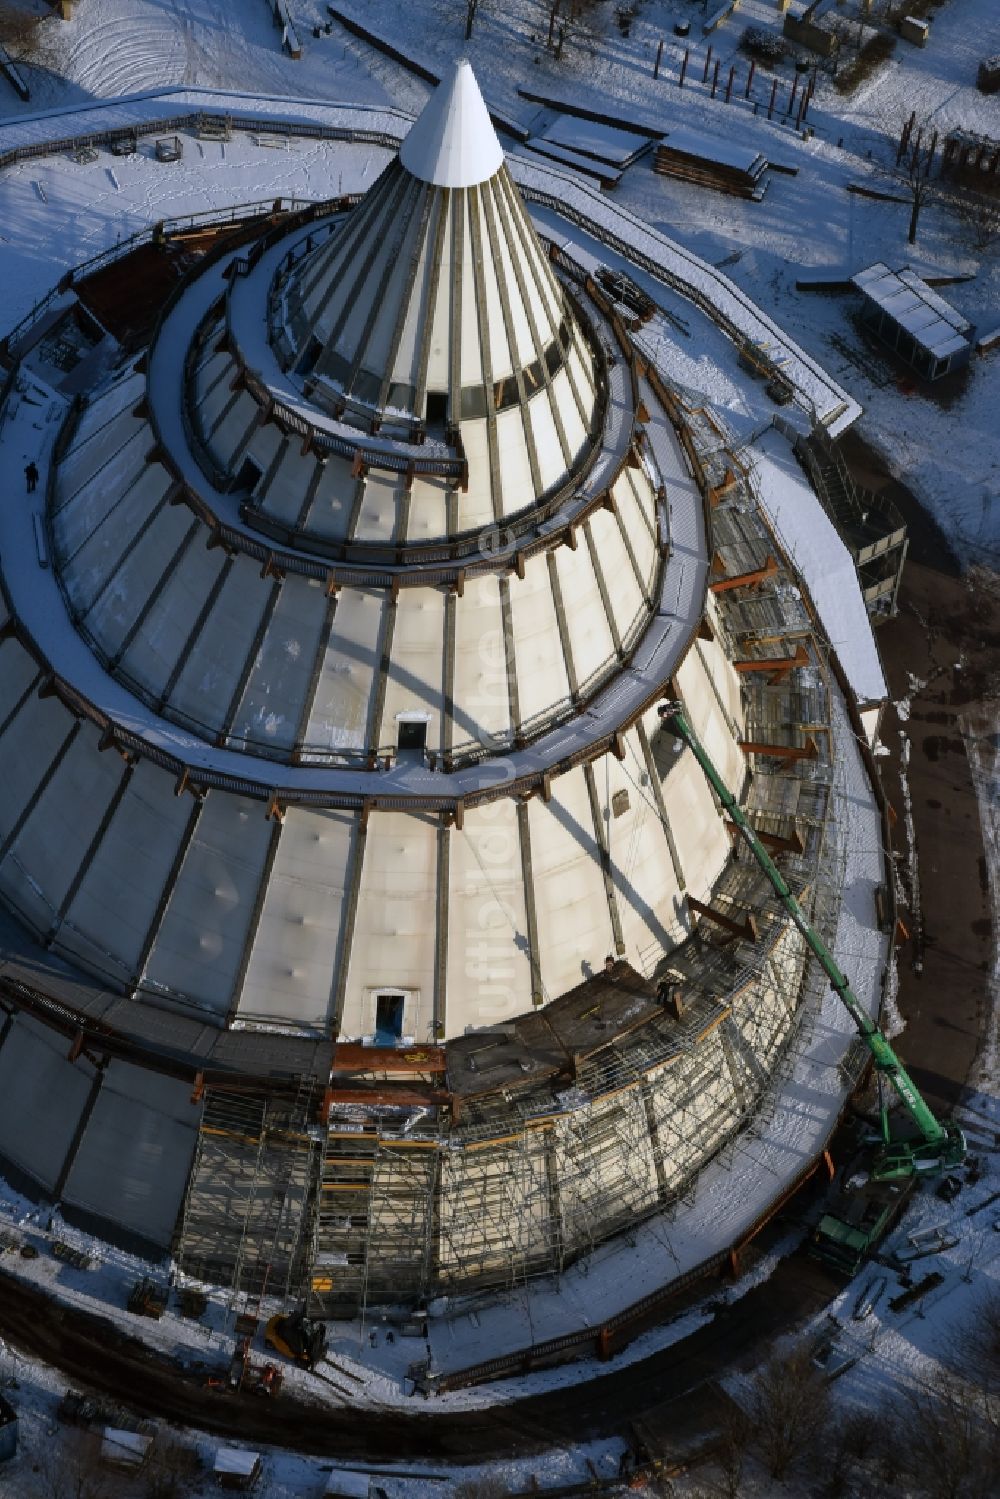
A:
[653,129,768,200]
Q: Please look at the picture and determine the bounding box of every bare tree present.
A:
[895,1373,1000,1499]
[24,1433,114,1499]
[952,187,1000,252]
[746,1343,831,1481]
[464,0,480,40]
[890,122,941,245]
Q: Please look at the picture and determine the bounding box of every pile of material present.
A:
[653,129,768,200]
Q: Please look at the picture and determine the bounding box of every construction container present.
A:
[900,16,929,46]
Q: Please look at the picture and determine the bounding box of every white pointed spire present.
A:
[399,59,505,189]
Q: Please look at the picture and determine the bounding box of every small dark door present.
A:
[375,992,405,1046]
[398,719,428,753]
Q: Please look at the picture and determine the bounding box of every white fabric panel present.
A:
[54,438,159,564]
[528,769,614,1001]
[67,368,143,452]
[168,557,271,735]
[684,641,745,801]
[302,589,382,754]
[143,792,274,1019]
[230,576,328,754]
[60,758,192,978]
[447,798,533,1028]
[0,640,39,725]
[452,573,510,751]
[596,735,687,969]
[615,467,656,553]
[423,202,451,395]
[587,509,646,638]
[565,343,595,408]
[254,439,302,525]
[701,620,744,731]
[382,589,445,753]
[207,390,258,469]
[243,422,284,488]
[360,206,424,378]
[80,501,192,658]
[500,189,555,343]
[455,418,495,533]
[60,464,172,616]
[551,365,587,457]
[62,1063,198,1246]
[197,356,242,434]
[526,391,566,492]
[646,676,731,902]
[0,692,71,847]
[353,471,401,543]
[392,198,439,390]
[118,531,225,697]
[193,348,231,397]
[508,554,570,725]
[303,454,356,541]
[341,810,438,1042]
[0,1016,94,1191]
[56,400,147,504]
[335,190,406,362]
[495,406,535,516]
[490,196,536,366]
[478,200,513,379]
[554,541,615,691]
[406,475,449,542]
[459,201,482,391]
[237,807,355,1031]
[0,724,123,935]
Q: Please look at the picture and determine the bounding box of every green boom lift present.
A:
[658,702,965,1188]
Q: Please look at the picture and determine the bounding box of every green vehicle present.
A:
[658,704,965,1267]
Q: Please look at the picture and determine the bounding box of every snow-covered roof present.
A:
[100,1429,151,1466]
[660,127,765,176]
[213,1448,261,1477]
[751,429,887,709]
[324,1472,371,1498]
[398,59,504,187]
[852,263,972,361]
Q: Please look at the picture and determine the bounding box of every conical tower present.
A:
[199,61,603,543]
[35,62,740,1045]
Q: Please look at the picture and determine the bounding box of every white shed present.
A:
[324,1471,372,1497]
[214,1446,263,1490]
[100,1428,152,1469]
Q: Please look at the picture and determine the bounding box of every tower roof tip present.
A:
[399,58,505,189]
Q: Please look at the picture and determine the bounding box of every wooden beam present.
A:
[686,895,758,944]
[709,554,779,594]
[738,736,818,762]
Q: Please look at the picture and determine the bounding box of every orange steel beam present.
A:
[725,820,804,856]
[710,554,779,594]
[738,736,819,762]
[332,1043,448,1074]
[734,643,809,680]
[686,895,758,944]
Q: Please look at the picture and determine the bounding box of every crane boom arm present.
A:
[662,704,950,1154]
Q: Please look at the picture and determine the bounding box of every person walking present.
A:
[24,461,39,494]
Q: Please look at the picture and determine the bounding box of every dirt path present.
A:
[874,561,999,1119]
[0,1247,837,1462]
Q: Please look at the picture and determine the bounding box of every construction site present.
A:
[0,56,962,1418]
